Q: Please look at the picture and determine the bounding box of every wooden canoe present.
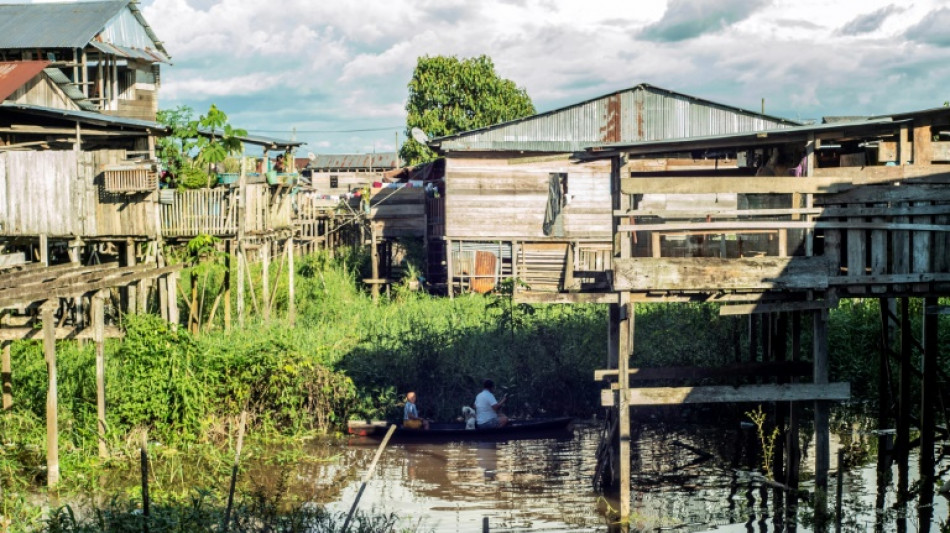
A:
[347,417,573,441]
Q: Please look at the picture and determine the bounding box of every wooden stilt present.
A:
[125,240,137,314]
[1,339,11,411]
[370,225,380,302]
[167,272,179,330]
[786,311,802,526]
[618,292,633,523]
[92,291,107,458]
[446,239,454,299]
[136,242,150,314]
[237,154,247,327]
[224,240,232,331]
[261,240,271,320]
[896,298,911,497]
[158,249,168,322]
[286,237,295,325]
[39,234,48,266]
[813,308,830,498]
[42,302,59,487]
[919,297,938,520]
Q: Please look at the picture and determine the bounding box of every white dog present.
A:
[461,406,477,430]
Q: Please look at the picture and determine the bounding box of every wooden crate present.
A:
[104,165,158,193]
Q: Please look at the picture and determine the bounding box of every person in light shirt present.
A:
[403,391,429,430]
[474,379,508,429]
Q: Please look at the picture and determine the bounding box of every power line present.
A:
[247,126,403,134]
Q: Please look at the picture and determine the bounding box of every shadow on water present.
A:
[297,412,949,532]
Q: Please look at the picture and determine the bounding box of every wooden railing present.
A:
[161,189,236,237]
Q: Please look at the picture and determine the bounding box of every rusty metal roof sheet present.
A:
[0,61,48,101]
[309,153,400,170]
[430,83,801,153]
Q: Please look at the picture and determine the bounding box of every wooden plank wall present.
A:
[86,150,158,237]
[369,187,425,237]
[245,184,292,235]
[161,188,235,237]
[0,151,79,236]
[444,154,612,239]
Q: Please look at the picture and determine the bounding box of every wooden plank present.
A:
[1,340,9,410]
[612,256,834,291]
[621,177,856,195]
[603,382,850,405]
[826,272,950,285]
[513,291,619,304]
[92,292,108,458]
[619,221,950,233]
[816,184,950,205]
[914,120,933,165]
[595,361,813,381]
[0,325,124,341]
[719,299,838,315]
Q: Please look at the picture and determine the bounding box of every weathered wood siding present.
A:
[369,187,425,237]
[444,154,612,239]
[7,74,80,111]
[161,184,293,237]
[0,150,158,238]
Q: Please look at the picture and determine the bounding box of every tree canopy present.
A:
[400,55,536,166]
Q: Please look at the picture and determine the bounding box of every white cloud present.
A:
[139,0,950,153]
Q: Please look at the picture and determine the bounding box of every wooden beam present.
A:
[621,176,856,195]
[0,262,119,291]
[595,361,814,381]
[826,273,950,285]
[612,256,834,292]
[813,309,831,495]
[815,184,950,205]
[286,237,295,326]
[618,221,950,233]
[719,299,839,315]
[603,382,850,406]
[0,325,124,341]
[513,291,619,304]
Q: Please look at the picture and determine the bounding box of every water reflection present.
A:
[296,421,948,532]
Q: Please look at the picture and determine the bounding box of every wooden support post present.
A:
[618,292,633,523]
[370,225,380,302]
[1,340,11,411]
[813,308,830,499]
[237,156,247,327]
[42,303,59,487]
[158,247,168,322]
[167,272,179,330]
[92,291,107,458]
[786,311,802,523]
[286,237,295,325]
[224,240,232,332]
[261,240,271,320]
[125,240,136,314]
[919,297,938,516]
[896,298,911,498]
[137,242,151,314]
[446,239,454,299]
[878,298,892,428]
[898,124,910,165]
[39,234,48,266]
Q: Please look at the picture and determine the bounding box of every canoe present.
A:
[347,417,573,441]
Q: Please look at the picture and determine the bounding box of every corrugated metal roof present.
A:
[430,83,801,153]
[309,152,399,170]
[197,129,303,149]
[586,117,908,157]
[42,67,97,111]
[0,61,48,101]
[90,41,168,64]
[0,1,127,49]
[0,1,168,62]
[0,101,166,130]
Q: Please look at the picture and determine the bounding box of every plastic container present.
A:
[266,170,278,185]
[217,172,239,185]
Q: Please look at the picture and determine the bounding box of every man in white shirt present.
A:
[474,379,508,429]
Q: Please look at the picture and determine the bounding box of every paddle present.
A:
[341,423,397,532]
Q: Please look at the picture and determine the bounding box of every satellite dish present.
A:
[307,152,316,161]
[411,127,429,145]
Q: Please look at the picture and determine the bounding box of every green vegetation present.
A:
[399,55,536,165]
[2,246,947,530]
[156,104,248,189]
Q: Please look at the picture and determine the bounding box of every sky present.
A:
[126,0,950,155]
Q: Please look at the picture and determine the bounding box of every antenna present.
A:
[411,127,429,145]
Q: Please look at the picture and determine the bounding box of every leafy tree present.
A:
[156,104,247,189]
[400,55,536,165]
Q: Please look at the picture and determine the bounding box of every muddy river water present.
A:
[308,420,948,532]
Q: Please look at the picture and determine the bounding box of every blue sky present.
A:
[127,0,950,156]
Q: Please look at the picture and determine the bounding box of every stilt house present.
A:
[0,0,170,120]
[426,83,800,295]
